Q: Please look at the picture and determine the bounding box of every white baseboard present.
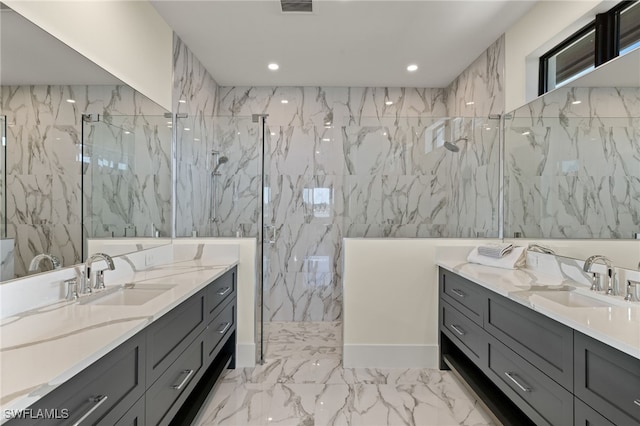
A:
[235,343,256,368]
[343,344,439,369]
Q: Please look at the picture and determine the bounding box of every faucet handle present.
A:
[94,270,106,290]
[624,280,640,302]
[65,278,78,301]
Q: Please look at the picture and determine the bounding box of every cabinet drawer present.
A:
[486,294,573,390]
[574,332,640,425]
[205,300,236,362]
[574,398,614,426]
[441,301,485,363]
[146,289,205,384]
[487,337,573,426]
[7,334,145,426]
[146,337,205,426]
[207,267,236,316]
[440,268,486,325]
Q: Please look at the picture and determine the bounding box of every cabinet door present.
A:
[574,332,640,425]
[486,293,573,390]
[574,398,614,426]
[6,334,145,426]
[146,289,206,385]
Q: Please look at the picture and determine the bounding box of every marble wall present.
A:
[0,84,169,278]
[505,87,640,239]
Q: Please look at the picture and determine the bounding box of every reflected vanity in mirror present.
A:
[504,48,640,243]
[0,5,172,281]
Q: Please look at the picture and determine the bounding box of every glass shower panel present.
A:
[82,114,172,254]
[342,116,500,239]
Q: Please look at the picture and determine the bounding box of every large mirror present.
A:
[504,47,640,240]
[0,5,172,280]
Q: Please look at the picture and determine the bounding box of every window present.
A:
[539,1,640,95]
[620,1,640,54]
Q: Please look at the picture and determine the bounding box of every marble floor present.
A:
[194,322,495,426]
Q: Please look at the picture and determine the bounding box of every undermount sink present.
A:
[530,290,613,308]
[80,283,175,306]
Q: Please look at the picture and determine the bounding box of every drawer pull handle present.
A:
[451,289,465,298]
[217,322,231,334]
[217,286,231,296]
[172,369,194,390]
[450,324,466,336]
[634,399,640,407]
[504,372,531,393]
[71,395,108,426]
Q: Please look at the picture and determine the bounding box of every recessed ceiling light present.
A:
[407,64,418,72]
[66,99,76,103]
[281,99,288,104]
[385,101,393,105]
[383,132,387,136]
[184,128,190,131]
[466,101,475,106]
[178,99,186,104]
[268,63,279,71]
[572,100,582,105]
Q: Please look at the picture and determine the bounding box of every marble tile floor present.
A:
[194,322,495,426]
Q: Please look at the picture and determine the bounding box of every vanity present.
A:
[438,261,640,426]
[0,246,239,426]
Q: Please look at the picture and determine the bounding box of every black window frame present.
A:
[539,0,639,96]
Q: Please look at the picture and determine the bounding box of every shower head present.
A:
[212,155,229,173]
[444,137,468,153]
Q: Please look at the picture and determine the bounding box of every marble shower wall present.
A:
[445,35,505,118]
[505,87,640,239]
[173,34,221,238]
[0,84,169,278]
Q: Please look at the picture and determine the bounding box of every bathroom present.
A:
[0,1,639,425]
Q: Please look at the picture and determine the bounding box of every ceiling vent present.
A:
[281,0,312,13]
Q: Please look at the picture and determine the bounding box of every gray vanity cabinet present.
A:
[114,398,145,426]
[5,332,145,425]
[574,332,640,425]
[439,267,640,426]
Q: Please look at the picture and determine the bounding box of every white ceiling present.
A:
[0,7,121,86]
[152,0,537,88]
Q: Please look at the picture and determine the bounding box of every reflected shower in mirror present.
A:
[504,48,640,240]
[0,5,172,280]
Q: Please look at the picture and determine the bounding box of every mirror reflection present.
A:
[504,48,640,240]
[0,5,172,280]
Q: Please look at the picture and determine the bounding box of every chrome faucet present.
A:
[583,255,617,295]
[82,253,115,294]
[527,243,555,255]
[28,254,61,273]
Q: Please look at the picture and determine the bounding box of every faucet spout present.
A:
[28,254,61,273]
[583,255,617,295]
[82,253,115,293]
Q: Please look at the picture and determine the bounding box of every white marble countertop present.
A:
[437,258,640,361]
[0,258,238,419]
